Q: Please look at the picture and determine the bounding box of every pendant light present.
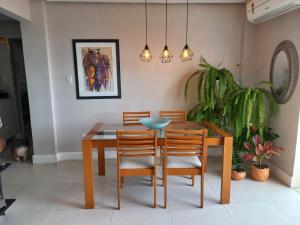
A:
[140,0,152,62]
[180,0,193,62]
[159,0,173,63]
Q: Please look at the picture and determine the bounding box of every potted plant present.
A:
[228,85,277,140]
[184,57,279,178]
[184,57,239,128]
[243,134,284,182]
[231,148,246,180]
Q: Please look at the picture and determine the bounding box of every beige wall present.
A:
[45,2,245,153]
[244,9,300,187]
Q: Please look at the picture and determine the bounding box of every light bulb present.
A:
[160,45,173,63]
[180,44,193,62]
[184,49,189,58]
[140,45,152,62]
[163,50,169,57]
[144,51,150,58]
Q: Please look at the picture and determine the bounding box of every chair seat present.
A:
[167,156,201,168]
[120,156,154,169]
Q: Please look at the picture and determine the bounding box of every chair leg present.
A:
[121,176,124,188]
[192,175,195,186]
[200,173,204,208]
[151,175,154,186]
[164,174,167,208]
[153,172,157,208]
[117,174,121,210]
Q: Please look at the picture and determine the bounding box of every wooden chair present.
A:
[123,111,151,126]
[159,110,186,123]
[159,110,187,165]
[116,130,158,209]
[162,129,208,208]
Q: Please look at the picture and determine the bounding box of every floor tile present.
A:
[278,201,300,223]
[164,182,219,207]
[59,183,116,209]
[2,184,25,199]
[111,207,173,225]
[9,183,71,211]
[226,202,299,225]
[170,205,235,225]
[260,179,300,201]
[2,161,81,185]
[49,209,113,225]
[75,160,116,184]
[1,158,300,225]
[0,211,54,225]
[116,184,161,208]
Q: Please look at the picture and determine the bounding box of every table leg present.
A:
[82,140,94,209]
[220,136,233,204]
[97,147,105,176]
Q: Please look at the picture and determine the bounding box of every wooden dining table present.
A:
[82,121,233,209]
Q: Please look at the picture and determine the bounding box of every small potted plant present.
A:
[243,134,284,182]
[231,156,246,180]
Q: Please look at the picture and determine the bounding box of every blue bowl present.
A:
[139,117,171,129]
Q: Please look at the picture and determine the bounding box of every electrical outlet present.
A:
[66,76,73,85]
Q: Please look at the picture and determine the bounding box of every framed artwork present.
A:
[72,39,121,99]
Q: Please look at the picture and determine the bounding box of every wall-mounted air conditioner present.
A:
[247,0,300,23]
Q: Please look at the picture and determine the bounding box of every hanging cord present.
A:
[165,0,168,46]
[145,0,148,44]
[185,0,189,45]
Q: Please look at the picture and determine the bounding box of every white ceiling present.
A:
[46,0,246,3]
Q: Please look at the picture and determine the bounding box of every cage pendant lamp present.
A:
[160,0,173,63]
[140,0,152,62]
[180,0,193,62]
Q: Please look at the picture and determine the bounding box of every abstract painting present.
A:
[73,39,121,99]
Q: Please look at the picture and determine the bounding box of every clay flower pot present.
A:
[251,164,270,182]
[231,170,246,180]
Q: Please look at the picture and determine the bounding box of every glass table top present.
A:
[83,121,221,140]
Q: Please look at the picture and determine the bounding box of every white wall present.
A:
[20,0,56,157]
[0,0,31,21]
[244,9,300,187]
[45,2,245,153]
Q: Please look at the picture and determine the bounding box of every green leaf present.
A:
[184,70,201,100]
[196,71,205,103]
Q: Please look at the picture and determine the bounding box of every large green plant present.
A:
[184,58,278,171]
[184,58,239,128]
[228,86,277,139]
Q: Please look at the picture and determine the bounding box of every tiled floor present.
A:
[1,157,300,225]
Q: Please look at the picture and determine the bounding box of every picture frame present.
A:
[72,39,121,99]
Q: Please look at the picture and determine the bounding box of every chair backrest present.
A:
[160,110,186,123]
[123,111,151,126]
[164,129,207,157]
[116,130,157,158]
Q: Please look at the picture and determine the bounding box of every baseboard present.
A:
[32,150,116,164]
[269,162,293,187]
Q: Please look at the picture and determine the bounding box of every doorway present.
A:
[0,14,33,160]
[9,39,33,148]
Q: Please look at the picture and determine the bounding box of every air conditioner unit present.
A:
[247,0,300,23]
